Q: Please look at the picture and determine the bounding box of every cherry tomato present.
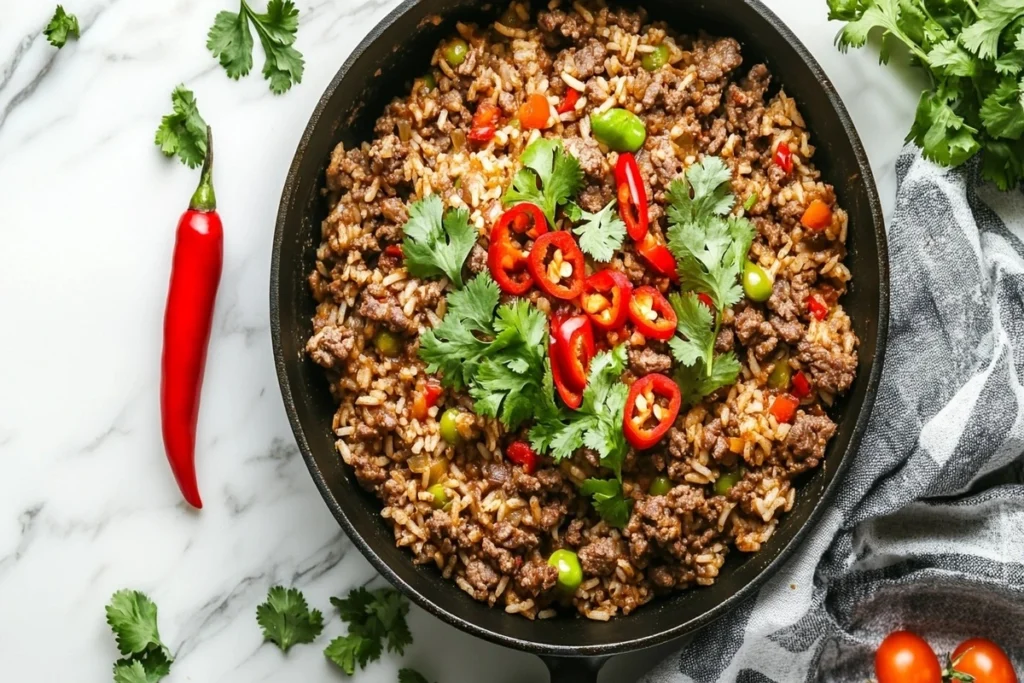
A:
[951,638,1017,683]
[875,631,942,683]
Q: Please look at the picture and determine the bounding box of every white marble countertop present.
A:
[0,0,921,680]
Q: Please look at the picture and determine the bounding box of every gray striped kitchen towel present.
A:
[644,147,1024,683]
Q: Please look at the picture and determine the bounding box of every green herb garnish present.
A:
[503,138,584,225]
[256,586,324,652]
[44,5,79,48]
[106,590,174,683]
[579,478,633,528]
[154,85,209,169]
[401,195,477,289]
[568,200,627,262]
[207,0,304,94]
[324,588,412,675]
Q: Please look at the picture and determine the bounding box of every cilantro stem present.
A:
[913,0,948,38]
[964,0,979,17]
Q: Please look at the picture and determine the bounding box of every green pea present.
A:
[439,408,462,445]
[649,476,672,496]
[427,483,450,509]
[742,261,773,302]
[767,357,792,390]
[373,330,401,357]
[714,468,745,496]
[548,549,583,593]
[423,72,437,91]
[641,44,670,71]
[444,38,469,67]
[590,108,647,152]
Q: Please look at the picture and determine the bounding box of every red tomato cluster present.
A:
[875,631,1016,683]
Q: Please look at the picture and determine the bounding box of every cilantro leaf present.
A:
[928,40,977,77]
[113,649,172,683]
[419,273,501,390]
[667,292,715,370]
[571,200,626,262]
[666,157,735,225]
[399,669,434,683]
[113,661,151,683]
[503,138,584,225]
[907,89,982,166]
[44,5,79,48]
[256,586,324,652]
[667,215,754,313]
[207,0,304,94]
[402,195,477,288]
[580,478,633,528]
[325,588,412,675]
[105,590,174,682]
[674,352,741,405]
[980,76,1024,139]
[154,86,209,169]
[960,0,1024,60]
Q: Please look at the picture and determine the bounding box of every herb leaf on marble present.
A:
[154,86,209,169]
[256,586,325,652]
[324,587,413,675]
[207,0,304,94]
[105,590,174,682]
[44,5,80,48]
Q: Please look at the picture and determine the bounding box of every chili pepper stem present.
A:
[189,126,217,213]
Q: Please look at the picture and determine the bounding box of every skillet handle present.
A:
[541,655,610,683]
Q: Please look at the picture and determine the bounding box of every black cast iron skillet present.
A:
[271,1,889,680]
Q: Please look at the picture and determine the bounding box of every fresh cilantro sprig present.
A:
[828,0,1024,189]
[155,86,209,169]
[256,586,324,652]
[401,195,477,288]
[324,588,412,675]
[44,5,79,48]
[106,590,174,683]
[665,158,751,404]
[567,200,627,262]
[503,138,584,225]
[530,345,630,479]
[207,0,304,94]
[420,273,549,428]
[579,478,633,528]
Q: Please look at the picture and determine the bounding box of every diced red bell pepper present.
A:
[552,314,595,392]
[527,231,585,300]
[383,244,404,259]
[769,394,799,424]
[411,379,443,421]
[635,233,678,281]
[791,371,812,399]
[580,269,632,331]
[801,199,833,230]
[488,203,548,294]
[623,373,682,450]
[506,441,538,474]
[774,143,793,174]
[468,101,501,143]
[615,153,649,241]
[556,88,580,114]
[806,295,828,321]
[628,286,677,341]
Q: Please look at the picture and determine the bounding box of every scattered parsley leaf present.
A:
[530,346,629,478]
[325,588,412,676]
[571,200,626,262]
[105,590,174,682]
[960,0,1024,60]
[928,39,977,77]
[256,586,324,653]
[401,195,477,288]
[907,90,982,167]
[579,478,632,528]
[980,76,1024,139]
[419,273,500,390]
[154,86,209,169]
[503,138,584,225]
[207,0,304,94]
[44,5,79,48]
[399,669,435,683]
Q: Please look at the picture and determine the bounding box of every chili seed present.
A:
[444,38,469,67]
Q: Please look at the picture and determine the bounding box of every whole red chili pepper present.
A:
[161,126,223,509]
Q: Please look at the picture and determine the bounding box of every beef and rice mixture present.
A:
[306,1,858,621]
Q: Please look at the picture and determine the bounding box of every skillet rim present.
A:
[271,0,890,657]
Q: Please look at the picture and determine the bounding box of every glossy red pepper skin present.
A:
[806,295,828,320]
[549,321,583,410]
[506,441,538,474]
[636,233,678,281]
[697,292,715,310]
[528,231,585,300]
[623,373,682,450]
[774,143,793,173]
[412,379,443,421]
[161,127,222,509]
[770,394,800,424]
[383,244,404,259]
[791,371,812,399]
[581,269,632,331]
[556,88,580,114]
[488,204,547,294]
[628,286,678,341]
[553,314,595,391]
[468,102,501,143]
[615,153,649,241]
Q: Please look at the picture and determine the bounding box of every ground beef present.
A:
[715,326,735,353]
[573,40,607,79]
[358,286,417,335]
[767,279,801,321]
[697,38,743,83]
[306,326,356,369]
[780,412,837,472]
[578,537,621,577]
[733,306,778,360]
[515,557,558,595]
[465,559,501,597]
[537,9,594,41]
[629,347,673,375]
[493,521,539,551]
[649,565,676,589]
[380,196,408,225]
[481,538,519,574]
[467,243,488,274]
[796,339,857,394]
[563,135,605,180]
[578,181,614,212]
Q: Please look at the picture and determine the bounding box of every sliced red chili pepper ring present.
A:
[549,317,583,410]
[580,269,632,331]
[628,286,678,341]
[528,231,585,300]
[556,88,580,114]
[623,373,682,450]
[615,152,649,241]
[468,101,501,143]
[488,203,548,294]
[552,314,595,392]
[506,441,538,474]
[635,233,678,282]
